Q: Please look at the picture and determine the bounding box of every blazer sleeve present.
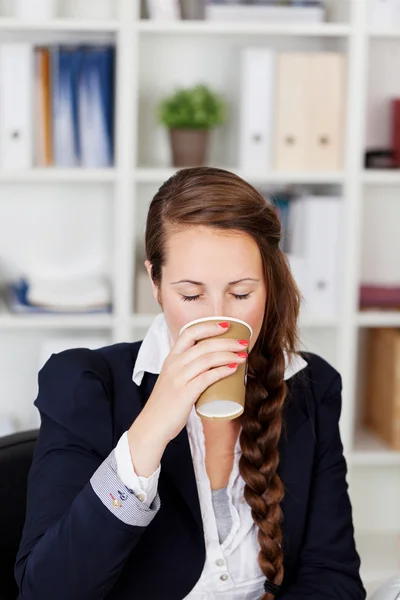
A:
[15,349,160,600]
[279,373,367,600]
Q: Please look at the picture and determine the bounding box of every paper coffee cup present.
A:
[179,316,252,421]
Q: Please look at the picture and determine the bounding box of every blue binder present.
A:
[78,45,115,167]
[51,46,83,167]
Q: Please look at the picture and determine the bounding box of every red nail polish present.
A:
[228,362,238,368]
[237,339,248,346]
[218,321,230,328]
[237,352,248,358]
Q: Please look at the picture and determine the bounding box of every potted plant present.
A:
[157,83,227,167]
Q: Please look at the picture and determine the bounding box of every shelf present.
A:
[0,169,117,184]
[0,301,114,330]
[363,170,400,185]
[356,532,399,592]
[350,427,400,467]
[369,28,400,39]
[0,18,121,32]
[134,167,345,186]
[356,311,400,327]
[137,20,351,37]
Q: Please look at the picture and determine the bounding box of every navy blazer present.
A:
[15,342,366,600]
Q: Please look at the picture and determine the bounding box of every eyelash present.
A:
[181,293,252,302]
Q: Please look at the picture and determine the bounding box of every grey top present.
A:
[211,487,233,544]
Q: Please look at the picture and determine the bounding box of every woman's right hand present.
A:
[127,320,249,475]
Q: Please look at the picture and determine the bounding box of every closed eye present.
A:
[181,293,252,302]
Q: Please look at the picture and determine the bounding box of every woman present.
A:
[15,167,366,600]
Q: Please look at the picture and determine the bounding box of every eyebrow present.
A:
[170,278,261,286]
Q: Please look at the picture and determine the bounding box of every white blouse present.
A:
[114,312,308,599]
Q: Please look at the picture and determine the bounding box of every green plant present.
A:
[157,83,227,130]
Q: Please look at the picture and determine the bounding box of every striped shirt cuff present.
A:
[90,449,161,526]
[114,430,160,507]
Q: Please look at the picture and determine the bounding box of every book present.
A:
[146,0,181,20]
[392,99,400,167]
[364,328,400,451]
[360,285,400,309]
[205,1,324,22]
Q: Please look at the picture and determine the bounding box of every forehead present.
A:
[164,226,263,275]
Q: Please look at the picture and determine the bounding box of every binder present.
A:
[78,46,114,168]
[392,99,400,167]
[34,48,53,166]
[367,0,400,27]
[287,196,342,317]
[274,53,309,170]
[364,328,400,451]
[239,48,276,172]
[274,52,345,171]
[0,43,34,170]
[52,46,82,167]
[308,53,345,170]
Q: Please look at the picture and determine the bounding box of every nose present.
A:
[210,302,230,318]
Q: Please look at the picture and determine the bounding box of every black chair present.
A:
[0,429,38,600]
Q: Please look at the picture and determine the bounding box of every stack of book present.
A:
[0,43,115,170]
[205,1,325,23]
[360,285,400,310]
[364,327,400,451]
[239,48,346,173]
[3,275,112,314]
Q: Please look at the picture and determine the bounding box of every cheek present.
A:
[161,295,200,345]
[244,302,266,351]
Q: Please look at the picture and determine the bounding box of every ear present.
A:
[144,260,161,306]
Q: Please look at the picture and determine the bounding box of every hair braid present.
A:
[239,345,287,600]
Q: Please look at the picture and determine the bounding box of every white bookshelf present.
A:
[0,0,399,594]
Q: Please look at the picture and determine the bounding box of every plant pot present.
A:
[169,128,209,167]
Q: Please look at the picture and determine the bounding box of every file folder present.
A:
[0,43,34,170]
[239,48,276,172]
[287,196,342,317]
[78,46,114,168]
[274,53,309,171]
[308,53,345,170]
[274,52,346,171]
[52,46,83,167]
[34,48,53,166]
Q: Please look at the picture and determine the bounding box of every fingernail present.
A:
[217,321,230,328]
[237,352,248,358]
[237,339,248,346]
[228,362,238,368]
